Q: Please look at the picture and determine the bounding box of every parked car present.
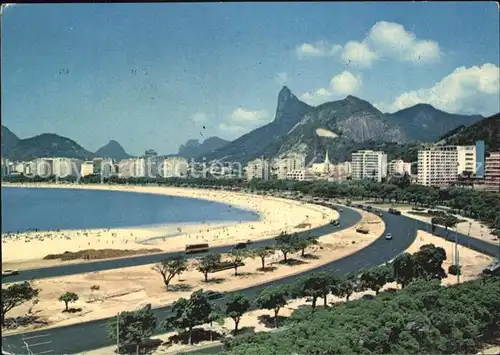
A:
[385,233,393,240]
[2,269,19,277]
[330,219,340,226]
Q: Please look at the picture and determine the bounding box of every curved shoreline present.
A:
[2,183,339,266]
[1,184,262,234]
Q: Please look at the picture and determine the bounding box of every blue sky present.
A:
[2,2,499,156]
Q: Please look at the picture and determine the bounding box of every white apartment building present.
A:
[28,158,82,177]
[274,154,306,180]
[457,145,477,175]
[417,145,476,187]
[351,150,388,182]
[1,157,10,177]
[388,159,412,176]
[286,169,316,181]
[81,161,94,177]
[93,158,115,177]
[160,157,189,178]
[418,145,477,187]
[245,158,270,181]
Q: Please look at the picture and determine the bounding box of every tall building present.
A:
[160,157,189,178]
[475,140,485,178]
[93,158,114,178]
[483,151,500,192]
[417,144,476,187]
[117,159,134,178]
[245,158,270,181]
[81,161,94,177]
[1,157,10,178]
[456,145,476,176]
[388,159,412,176]
[144,149,158,177]
[351,150,387,182]
[274,154,306,180]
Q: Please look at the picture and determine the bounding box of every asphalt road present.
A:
[3,206,499,355]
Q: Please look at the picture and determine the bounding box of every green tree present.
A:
[197,253,221,282]
[225,293,251,334]
[59,292,79,312]
[207,305,224,342]
[253,246,274,270]
[360,265,393,295]
[297,272,332,309]
[1,282,39,325]
[107,304,157,355]
[393,252,415,288]
[413,244,447,281]
[229,250,246,276]
[163,289,213,345]
[152,255,188,291]
[254,286,288,328]
[275,232,298,263]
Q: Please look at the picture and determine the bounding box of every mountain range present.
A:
[177,137,230,160]
[201,86,484,163]
[2,86,494,164]
[0,127,133,162]
[437,112,500,152]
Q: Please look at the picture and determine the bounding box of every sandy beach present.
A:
[79,229,493,355]
[2,183,338,269]
[2,209,382,335]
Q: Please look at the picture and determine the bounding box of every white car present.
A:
[385,233,393,240]
[2,269,19,277]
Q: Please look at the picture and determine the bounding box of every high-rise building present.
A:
[274,154,306,180]
[1,157,10,178]
[144,149,158,177]
[483,151,500,192]
[476,140,485,178]
[93,158,114,178]
[351,150,387,182]
[81,161,94,177]
[388,159,412,176]
[245,158,270,181]
[417,144,477,187]
[160,157,189,178]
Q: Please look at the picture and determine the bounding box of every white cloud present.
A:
[341,41,377,68]
[377,63,500,115]
[190,112,209,124]
[300,71,361,106]
[275,72,290,85]
[366,21,441,63]
[296,41,342,59]
[298,21,441,67]
[218,108,270,137]
[330,71,361,95]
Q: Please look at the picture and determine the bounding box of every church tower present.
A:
[324,149,331,174]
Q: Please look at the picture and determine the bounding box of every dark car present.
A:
[330,219,340,226]
[234,242,247,250]
[205,290,224,300]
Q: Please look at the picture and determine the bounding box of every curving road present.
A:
[2,205,499,355]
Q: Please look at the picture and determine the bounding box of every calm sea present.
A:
[1,187,260,233]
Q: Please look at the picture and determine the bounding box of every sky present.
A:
[2,2,499,156]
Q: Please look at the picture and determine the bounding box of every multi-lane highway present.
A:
[2,205,499,355]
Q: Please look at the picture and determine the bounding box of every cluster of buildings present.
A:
[1,140,499,193]
[417,141,500,192]
[0,150,193,180]
[243,140,499,192]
